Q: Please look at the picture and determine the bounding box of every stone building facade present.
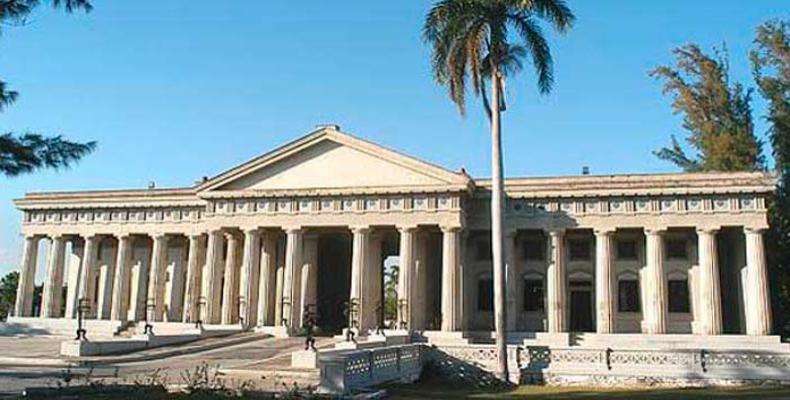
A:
[11,126,775,341]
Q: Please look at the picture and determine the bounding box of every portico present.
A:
[10,126,776,344]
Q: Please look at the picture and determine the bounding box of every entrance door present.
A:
[570,281,594,332]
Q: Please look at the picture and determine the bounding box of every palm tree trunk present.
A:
[490,70,509,382]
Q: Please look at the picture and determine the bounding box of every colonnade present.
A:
[13,224,770,337]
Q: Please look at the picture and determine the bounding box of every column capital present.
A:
[397,224,418,233]
[350,225,371,234]
[150,232,169,241]
[283,226,302,234]
[594,227,616,236]
[696,226,720,235]
[440,225,462,233]
[547,228,565,237]
[49,233,68,241]
[187,232,204,241]
[240,226,261,235]
[644,226,667,236]
[744,226,768,235]
[115,232,134,241]
[224,231,240,242]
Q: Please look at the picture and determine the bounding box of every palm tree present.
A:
[423,0,574,381]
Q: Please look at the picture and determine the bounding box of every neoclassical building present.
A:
[12,126,775,341]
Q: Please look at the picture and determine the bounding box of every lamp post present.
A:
[195,297,206,329]
[144,300,155,335]
[302,303,317,351]
[343,298,359,342]
[75,297,89,341]
[398,299,409,330]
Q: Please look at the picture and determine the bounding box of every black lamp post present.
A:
[144,300,155,335]
[196,297,206,329]
[343,298,359,342]
[398,299,409,330]
[75,297,89,341]
[302,303,317,351]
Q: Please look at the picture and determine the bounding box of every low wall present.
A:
[3,317,126,338]
[319,344,423,394]
[429,344,790,387]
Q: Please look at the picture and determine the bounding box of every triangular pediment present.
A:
[197,127,470,194]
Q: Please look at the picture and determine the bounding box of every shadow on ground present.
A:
[385,380,790,400]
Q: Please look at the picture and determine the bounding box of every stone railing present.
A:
[319,344,424,394]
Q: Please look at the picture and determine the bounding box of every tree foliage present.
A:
[0,271,19,320]
[423,0,574,117]
[751,19,790,336]
[651,44,765,172]
[0,0,96,177]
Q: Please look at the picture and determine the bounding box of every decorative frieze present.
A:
[23,206,204,226]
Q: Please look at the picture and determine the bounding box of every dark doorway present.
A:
[316,234,352,334]
[570,281,594,332]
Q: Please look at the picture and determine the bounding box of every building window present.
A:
[524,239,545,261]
[475,240,491,261]
[569,239,591,261]
[477,279,493,312]
[668,279,690,313]
[523,279,544,312]
[618,280,640,312]
[617,239,638,260]
[666,239,688,259]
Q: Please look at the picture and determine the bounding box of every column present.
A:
[126,242,150,321]
[745,228,771,335]
[110,234,133,321]
[221,233,241,325]
[349,226,371,333]
[76,234,99,318]
[146,234,169,322]
[644,228,667,334]
[281,228,303,331]
[504,229,518,332]
[397,226,416,330]
[595,228,615,334]
[14,235,40,317]
[300,236,319,328]
[165,244,188,321]
[41,235,67,318]
[257,233,277,326]
[182,234,205,323]
[96,238,118,320]
[366,235,384,331]
[697,228,723,335]
[546,229,566,333]
[201,229,224,324]
[441,226,460,332]
[64,238,85,319]
[239,228,261,327]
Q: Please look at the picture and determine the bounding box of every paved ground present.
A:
[0,335,335,396]
[0,336,61,360]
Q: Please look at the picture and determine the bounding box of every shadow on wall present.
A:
[423,346,513,389]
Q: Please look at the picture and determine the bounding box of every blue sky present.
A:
[0,1,787,278]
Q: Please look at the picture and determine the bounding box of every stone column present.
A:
[96,239,118,320]
[41,235,66,318]
[504,229,518,332]
[127,243,150,322]
[397,226,416,330]
[643,228,668,334]
[257,233,277,326]
[146,233,169,322]
[221,233,241,325]
[745,228,771,336]
[300,236,319,328]
[165,244,188,322]
[697,227,723,335]
[239,228,261,328]
[546,229,566,333]
[349,226,371,333]
[595,228,616,334]
[441,226,460,332]
[76,235,99,318]
[14,235,40,317]
[110,234,133,321]
[202,229,224,324]
[281,228,303,331]
[182,234,205,323]
[65,238,85,319]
